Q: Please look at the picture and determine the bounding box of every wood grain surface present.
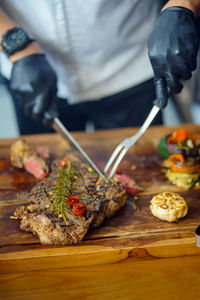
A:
[1,124,200,299]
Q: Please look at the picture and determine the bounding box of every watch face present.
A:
[7,29,28,47]
[1,27,33,56]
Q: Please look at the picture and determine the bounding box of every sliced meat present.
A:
[10,139,29,168]
[96,161,143,196]
[36,146,50,159]
[23,152,49,180]
[115,174,144,196]
[14,156,127,245]
[10,140,49,180]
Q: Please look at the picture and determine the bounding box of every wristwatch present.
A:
[1,27,34,56]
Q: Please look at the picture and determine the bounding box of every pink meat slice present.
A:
[115,174,143,196]
[96,161,143,196]
[36,146,50,159]
[23,155,48,180]
[10,140,49,180]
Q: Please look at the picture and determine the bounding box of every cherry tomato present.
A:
[66,194,79,206]
[59,160,67,167]
[116,167,121,174]
[73,203,86,216]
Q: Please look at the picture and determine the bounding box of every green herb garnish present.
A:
[51,163,76,222]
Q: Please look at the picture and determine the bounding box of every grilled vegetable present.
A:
[157,135,170,158]
[158,130,200,159]
[168,153,200,174]
[150,192,188,222]
[158,130,200,189]
[166,170,199,189]
[167,129,189,143]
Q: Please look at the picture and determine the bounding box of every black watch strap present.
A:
[1,27,34,56]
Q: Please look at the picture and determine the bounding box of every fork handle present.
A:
[153,77,168,109]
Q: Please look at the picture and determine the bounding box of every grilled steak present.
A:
[14,156,127,245]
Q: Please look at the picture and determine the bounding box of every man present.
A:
[0,0,163,134]
[0,0,199,134]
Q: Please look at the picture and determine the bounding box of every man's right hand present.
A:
[148,6,199,109]
[10,53,58,122]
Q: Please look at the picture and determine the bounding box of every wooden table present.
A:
[1,124,200,300]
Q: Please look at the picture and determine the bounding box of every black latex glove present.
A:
[10,53,58,121]
[148,6,199,109]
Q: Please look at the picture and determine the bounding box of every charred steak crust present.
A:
[14,157,127,245]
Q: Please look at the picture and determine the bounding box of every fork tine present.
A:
[104,142,125,173]
[107,146,128,178]
[104,105,160,179]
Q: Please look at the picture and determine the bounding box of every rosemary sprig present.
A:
[51,163,76,222]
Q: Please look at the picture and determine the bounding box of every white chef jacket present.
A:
[0,0,162,104]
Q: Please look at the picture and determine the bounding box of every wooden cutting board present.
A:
[1,124,200,299]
